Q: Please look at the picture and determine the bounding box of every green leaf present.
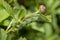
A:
[44,23,53,37]
[38,14,49,22]
[3,1,14,17]
[47,34,58,40]
[18,37,27,40]
[56,8,60,14]
[18,6,27,20]
[30,22,45,33]
[0,9,9,22]
[0,28,7,40]
[52,14,59,33]
[52,0,60,10]
[3,20,10,26]
[6,33,14,40]
[0,0,14,17]
[47,0,54,7]
[45,15,52,23]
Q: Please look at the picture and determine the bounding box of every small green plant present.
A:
[0,0,60,40]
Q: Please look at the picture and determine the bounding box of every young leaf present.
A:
[0,28,7,40]
[47,0,54,7]
[0,0,14,17]
[0,9,9,22]
[18,6,27,20]
[52,0,60,10]
[44,23,53,37]
[18,37,27,40]
[3,20,10,26]
[3,1,14,17]
[30,22,45,33]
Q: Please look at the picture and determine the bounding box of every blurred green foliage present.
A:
[0,0,60,40]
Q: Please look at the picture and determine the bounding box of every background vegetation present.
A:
[0,0,60,40]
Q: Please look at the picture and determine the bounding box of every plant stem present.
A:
[6,19,14,32]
